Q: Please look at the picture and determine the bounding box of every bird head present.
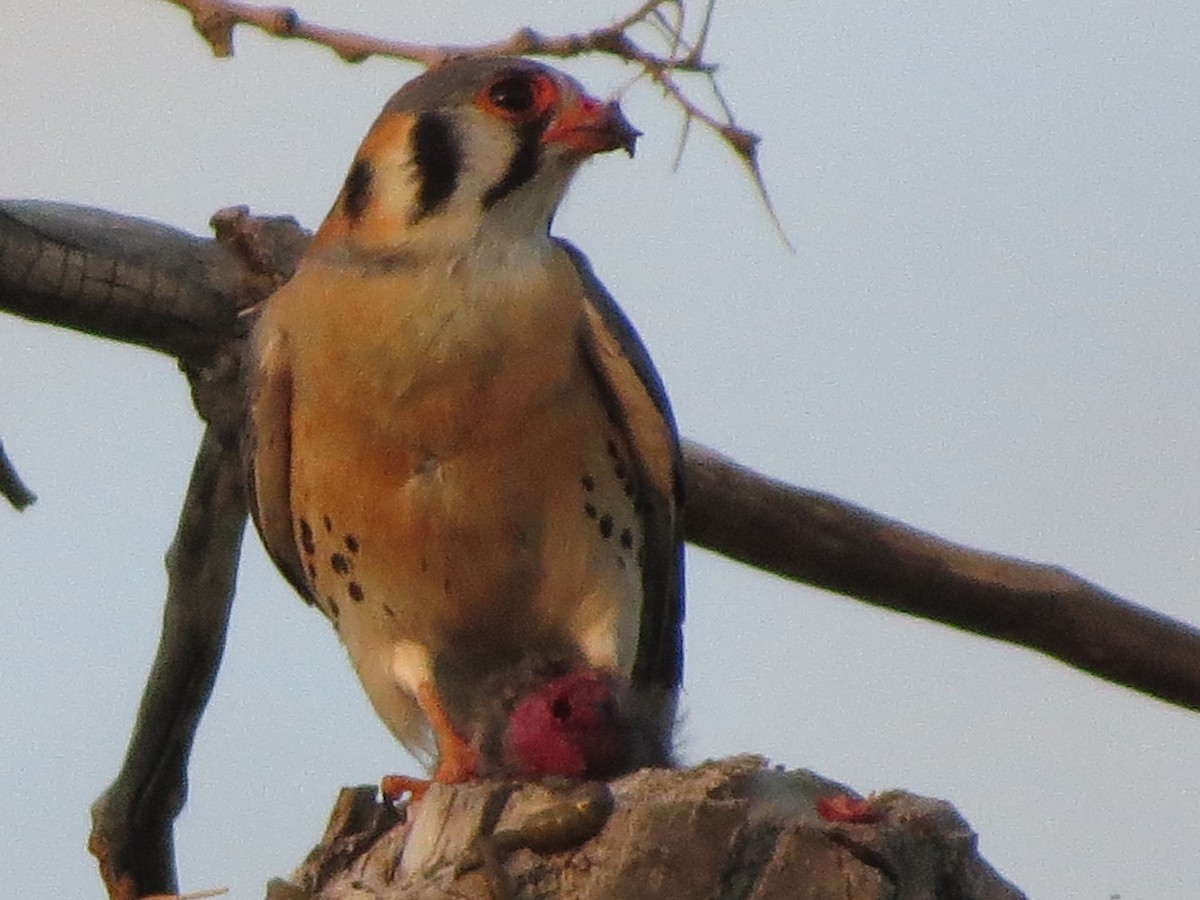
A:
[310,57,640,261]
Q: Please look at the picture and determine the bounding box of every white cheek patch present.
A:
[371,144,424,225]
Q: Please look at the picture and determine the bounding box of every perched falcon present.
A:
[245,57,683,784]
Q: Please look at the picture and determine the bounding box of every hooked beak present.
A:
[542,96,641,159]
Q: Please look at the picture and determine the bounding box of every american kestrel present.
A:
[244,57,683,785]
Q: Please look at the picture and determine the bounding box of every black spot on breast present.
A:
[599,514,614,539]
[344,534,359,554]
[411,112,461,222]
[606,439,620,460]
[348,582,365,603]
[619,528,634,550]
[326,596,339,619]
[323,516,333,532]
[584,503,598,519]
[482,124,541,209]
[613,460,627,480]
[342,158,373,222]
[306,562,317,582]
[581,474,596,492]
[383,603,396,618]
[299,519,315,555]
[330,553,351,575]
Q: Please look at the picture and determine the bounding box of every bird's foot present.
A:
[380,774,432,804]
[378,732,479,804]
[416,681,480,783]
[430,731,479,784]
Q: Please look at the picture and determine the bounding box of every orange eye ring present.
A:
[477,71,558,123]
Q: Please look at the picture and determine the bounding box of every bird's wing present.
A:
[242,324,314,604]
[558,239,685,694]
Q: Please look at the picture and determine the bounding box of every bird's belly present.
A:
[288,359,644,695]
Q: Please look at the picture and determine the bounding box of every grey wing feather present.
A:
[557,238,685,694]
[241,331,314,605]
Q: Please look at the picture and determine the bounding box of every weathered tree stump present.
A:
[268,756,1025,899]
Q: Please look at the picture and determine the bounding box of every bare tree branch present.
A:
[162,0,713,70]
[0,438,36,510]
[0,200,304,363]
[3,198,1198,716]
[683,440,1200,713]
[0,200,240,360]
[88,419,247,900]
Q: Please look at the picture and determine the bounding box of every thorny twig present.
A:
[164,0,712,70]
[161,0,787,243]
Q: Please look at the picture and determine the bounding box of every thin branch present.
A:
[682,440,1200,713]
[647,3,686,58]
[89,421,248,900]
[0,438,36,510]
[161,0,713,71]
[623,31,794,249]
[693,0,718,64]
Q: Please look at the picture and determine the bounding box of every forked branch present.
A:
[162,0,714,70]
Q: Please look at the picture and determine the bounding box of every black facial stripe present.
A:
[342,158,373,222]
[482,122,542,210]
[410,111,462,222]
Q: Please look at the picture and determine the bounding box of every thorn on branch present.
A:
[590,28,635,57]
[509,27,540,56]
[336,48,370,65]
[721,125,761,160]
[192,9,235,58]
[0,439,36,510]
[268,7,300,37]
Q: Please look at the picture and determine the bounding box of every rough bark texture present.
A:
[267,757,1025,900]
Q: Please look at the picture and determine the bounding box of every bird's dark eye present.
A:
[488,75,536,114]
[477,71,557,122]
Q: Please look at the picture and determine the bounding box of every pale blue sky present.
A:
[3,2,1199,897]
